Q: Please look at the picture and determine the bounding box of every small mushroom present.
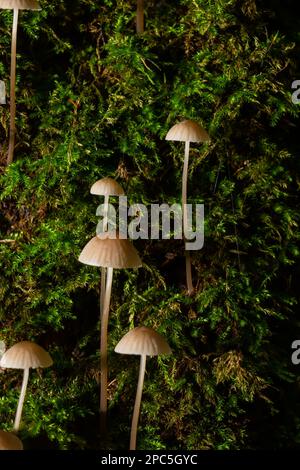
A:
[0,0,41,165]
[0,430,23,450]
[115,326,171,450]
[0,341,53,432]
[90,177,124,231]
[79,233,142,434]
[166,119,210,295]
[136,0,144,34]
[90,177,125,318]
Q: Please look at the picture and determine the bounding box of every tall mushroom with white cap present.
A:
[0,341,53,432]
[115,326,171,450]
[0,0,41,165]
[90,177,125,318]
[0,430,23,450]
[166,119,210,295]
[79,232,142,434]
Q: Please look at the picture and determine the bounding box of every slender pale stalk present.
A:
[7,8,19,166]
[182,141,193,295]
[100,267,106,320]
[100,266,113,434]
[100,195,109,320]
[13,367,29,432]
[130,354,146,450]
[136,0,144,34]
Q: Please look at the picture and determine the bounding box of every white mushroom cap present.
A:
[166,119,210,143]
[90,177,124,196]
[115,327,172,356]
[0,430,23,450]
[0,0,40,10]
[78,232,142,269]
[0,341,53,370]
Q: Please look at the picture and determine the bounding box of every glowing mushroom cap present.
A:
[0,341,53,370]
[115,326,172,356]
[90,177,124,196]
[0,0,40,9]
[79,232,142,269]
[166,119,210,143]
[0,430,23,450]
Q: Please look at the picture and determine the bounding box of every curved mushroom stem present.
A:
[100,266,113,434]
[13,367,29,432]
[182,140,193,295]
[130,354,146,450]
[7,8,19,166]
[136,0,144,34]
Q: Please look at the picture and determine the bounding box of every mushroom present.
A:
[115,326,171,450]
[0,0,41,165]
[90,177,125,231]
[0,341,53,432]
[136,0,144,34]
[166,119,210,295]
[90,177,125,318]
[79,232,142,433]
[0,430,23,450]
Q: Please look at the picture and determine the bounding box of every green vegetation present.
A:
[0,0,299,449]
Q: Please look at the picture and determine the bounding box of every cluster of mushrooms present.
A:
[78,118,209,449]
[0,0,211,452]
[0,119,209,450]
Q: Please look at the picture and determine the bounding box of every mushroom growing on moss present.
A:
[79,232,142,434]
[0,0,41,165]
[90,177,125,317]
[115,326,171,450]
[166,119,210,295]
[0,341,53,432]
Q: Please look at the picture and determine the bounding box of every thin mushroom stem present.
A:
[100,195,109,319]
[7,8,19,166]
[100,267,106,320]
[130,354,146,450]
[14,367,29,432]
[182,140,193,295]
[136,0,144,34]
[100,266,113,434]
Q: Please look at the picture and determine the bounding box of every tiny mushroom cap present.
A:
[90,177,125,196]
[0,0,40,9]
[166,119,210,143]
[0,341,53,370]
[79,232,142,269]
[115,326,172,356]
[0,430,23,450]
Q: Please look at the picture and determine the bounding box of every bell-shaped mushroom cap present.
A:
[166,119,210,143]
[0,0,40,9]
[0,430,23,450]
[115,326,172,356]
[0,341,53,370]
[79,232,142,269]
[90,177,125,196]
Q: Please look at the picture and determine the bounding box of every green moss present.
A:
[0,0,299,449]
